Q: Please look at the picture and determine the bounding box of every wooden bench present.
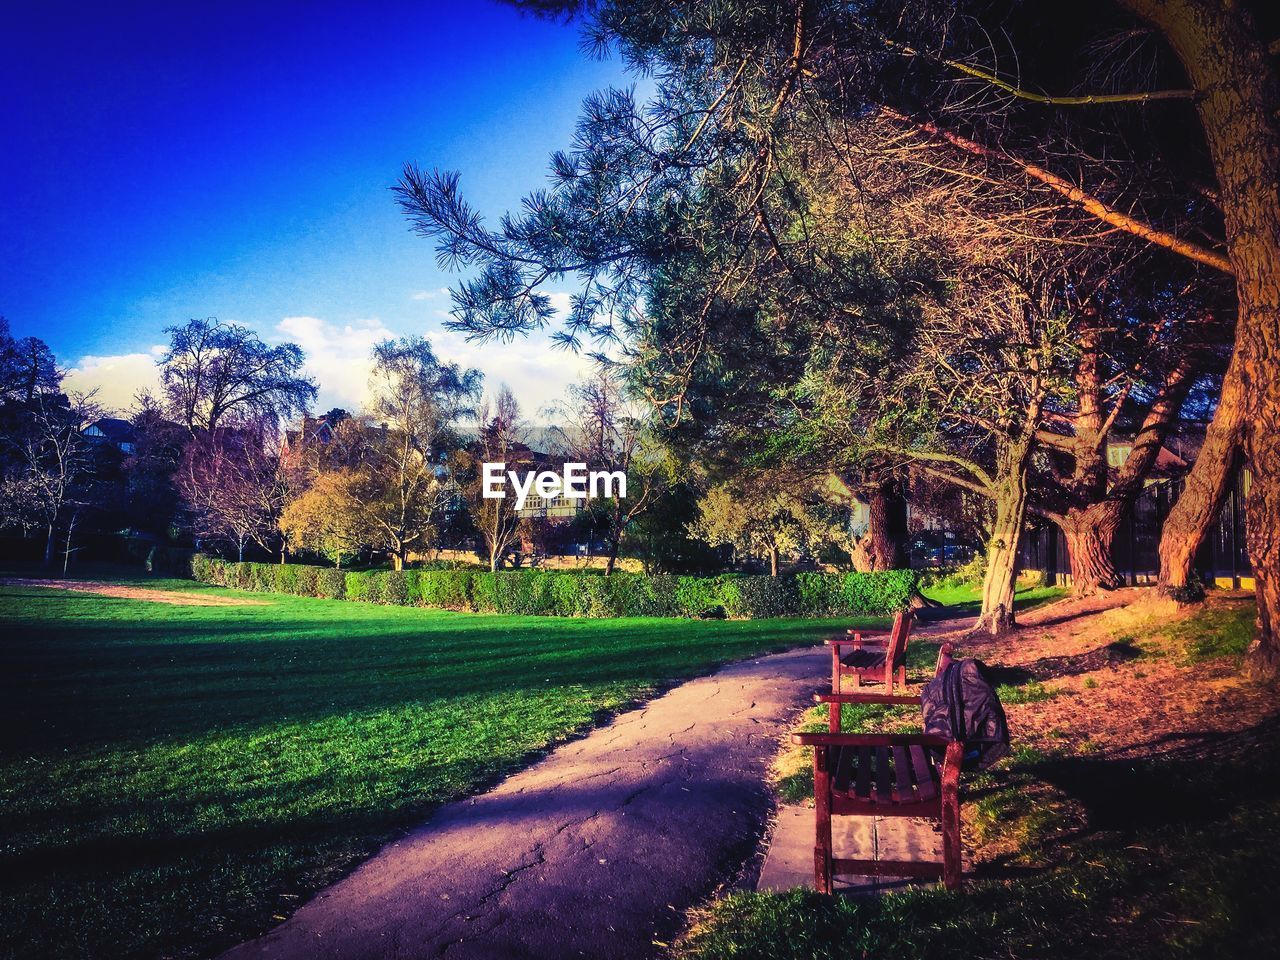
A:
[796,644,963,892]
[826,607,915,697]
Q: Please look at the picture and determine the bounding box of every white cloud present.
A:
[275,315,592,420]
[275,316,395,413]
[63,351,163,413]
[428,326,595,420]
[63,305,598,424]
[410,288,450,301]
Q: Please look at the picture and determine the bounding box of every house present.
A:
[281,414,338,453]
[82,417,137,455]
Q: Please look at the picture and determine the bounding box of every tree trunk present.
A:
[849,536,875,573]
[238,540,245,563]
[489,541,499,572]
[604,537,620,576]
[867,479,909,569]
[974,439,1033,635]
[1125,0,1280,678]
[43,523,55,569]
[1059,502,1125,595]
[1157,375,1242,591]
[391,550,405,572]
[768,546,779,576]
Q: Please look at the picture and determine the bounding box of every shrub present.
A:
[246,563,274,593]
[795,572,840,615]
[470,572,498,612]
[725,575,803,618]
[414,570,472,609]
[183,554,918,618]
[315,568,346,600]
[295,564,320,597]
[273,564,299,595]
[840,569,917,613]
[345,571,372,602]
[380,570,410,606]
[674,575,726,618]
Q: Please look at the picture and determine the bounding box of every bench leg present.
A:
[941,742,963,891]
[814,747,833,894]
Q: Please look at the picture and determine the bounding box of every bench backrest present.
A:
[887,607,915,668]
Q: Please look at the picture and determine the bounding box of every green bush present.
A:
[315,569,346,600]
[674,575,726,618]
[246,563,274,593]
[413,570,473,609]
[273,564,299,595]
[185,555,918,619]
[840,569,917,613]
[345,571,372,602]
[725,575,803,618]
[295,565,319,597]
[380,570,410,606]
[470,572,498,612]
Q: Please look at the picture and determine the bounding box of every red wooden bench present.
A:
[796,644,963,892]
[826,607,915,697]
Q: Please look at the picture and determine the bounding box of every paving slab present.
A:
[219,646,831,960]
[757,803,949,894]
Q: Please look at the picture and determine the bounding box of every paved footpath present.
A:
[220,646,831,960]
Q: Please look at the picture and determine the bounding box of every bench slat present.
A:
[833,744,854,793]
[892,744,914,802]
[855,746,872,799]
[910,745,938,802]
[873,746,893,803]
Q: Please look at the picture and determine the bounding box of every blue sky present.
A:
[0,0,631,413]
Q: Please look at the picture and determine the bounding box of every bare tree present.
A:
[5,391,104,568]
[335,337,482,570]
[468,386,527,571]
[160,318,317,433]
[175,422,285,562]
[545,371,667,574]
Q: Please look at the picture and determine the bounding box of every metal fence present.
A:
[1018,468,1253,589]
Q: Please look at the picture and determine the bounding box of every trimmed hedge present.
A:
[187,555,918,619]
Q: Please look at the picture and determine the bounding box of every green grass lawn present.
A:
[0,576,886,960]
[920,580,1067,613]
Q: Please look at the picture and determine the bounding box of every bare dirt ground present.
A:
[0,577,269,606]
[954,589,1274,761]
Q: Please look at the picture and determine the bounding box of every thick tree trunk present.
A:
[976,493,1024,635]
[867,479,909,569]
[604,537,620,576]
[767,546,779,576]
[1059,502,1125,595]
[43,523,55,568]
[1125,0,1280,678]
[391,550,405,572]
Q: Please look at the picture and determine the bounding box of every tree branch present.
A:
[883,37,1196,106]
[880,108,1234,274]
